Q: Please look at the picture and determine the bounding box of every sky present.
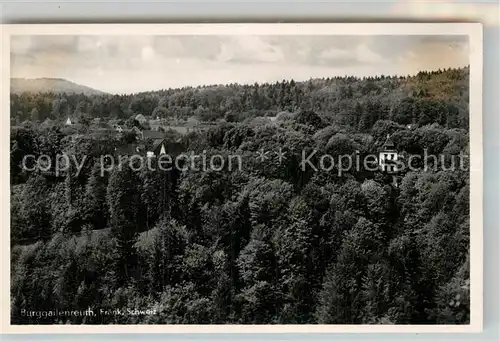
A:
[10,35,469,94]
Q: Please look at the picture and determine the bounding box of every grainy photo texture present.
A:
[6,25,479,328]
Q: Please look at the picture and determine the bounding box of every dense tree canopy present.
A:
[10,67,470,324]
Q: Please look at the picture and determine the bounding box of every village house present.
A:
[115,143,145,156]
[135,114,148,125]
[140,129,165,141]
[115,138,185,159]
[89,128,117,140]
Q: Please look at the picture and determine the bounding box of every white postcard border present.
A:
[0,23,483,334]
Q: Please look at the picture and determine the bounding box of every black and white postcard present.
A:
[1,23,483,333]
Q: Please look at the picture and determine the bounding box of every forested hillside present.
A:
[11,78,107,96]
[11,67,469,130]
[10,67,470,324]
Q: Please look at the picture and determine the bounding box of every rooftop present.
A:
[142,130,166,140]
[382,134,395,150]
[115,143,144,156]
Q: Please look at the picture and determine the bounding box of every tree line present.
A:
[11,67,469,129]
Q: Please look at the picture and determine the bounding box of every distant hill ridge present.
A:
[10,67,469,127]
[11,77,107,96]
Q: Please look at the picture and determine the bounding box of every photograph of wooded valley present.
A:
[10,34,471,325]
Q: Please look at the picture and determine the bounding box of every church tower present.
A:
[379,134,399,173]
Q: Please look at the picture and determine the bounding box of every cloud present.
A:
[215,36,285,64]
[152,36,222,62]
[10,34,470,94]
[356,44,385,64]
[10,37,32,55]
[11,36,78,56]
[311,38,387,67]
[141,46,156,62]
[319,47,352,61]
[394,36,469,75]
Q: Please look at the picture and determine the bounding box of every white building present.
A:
[379,134,399,173]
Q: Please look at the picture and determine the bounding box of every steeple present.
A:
[382,134,395,150]
[378,133,399,175]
